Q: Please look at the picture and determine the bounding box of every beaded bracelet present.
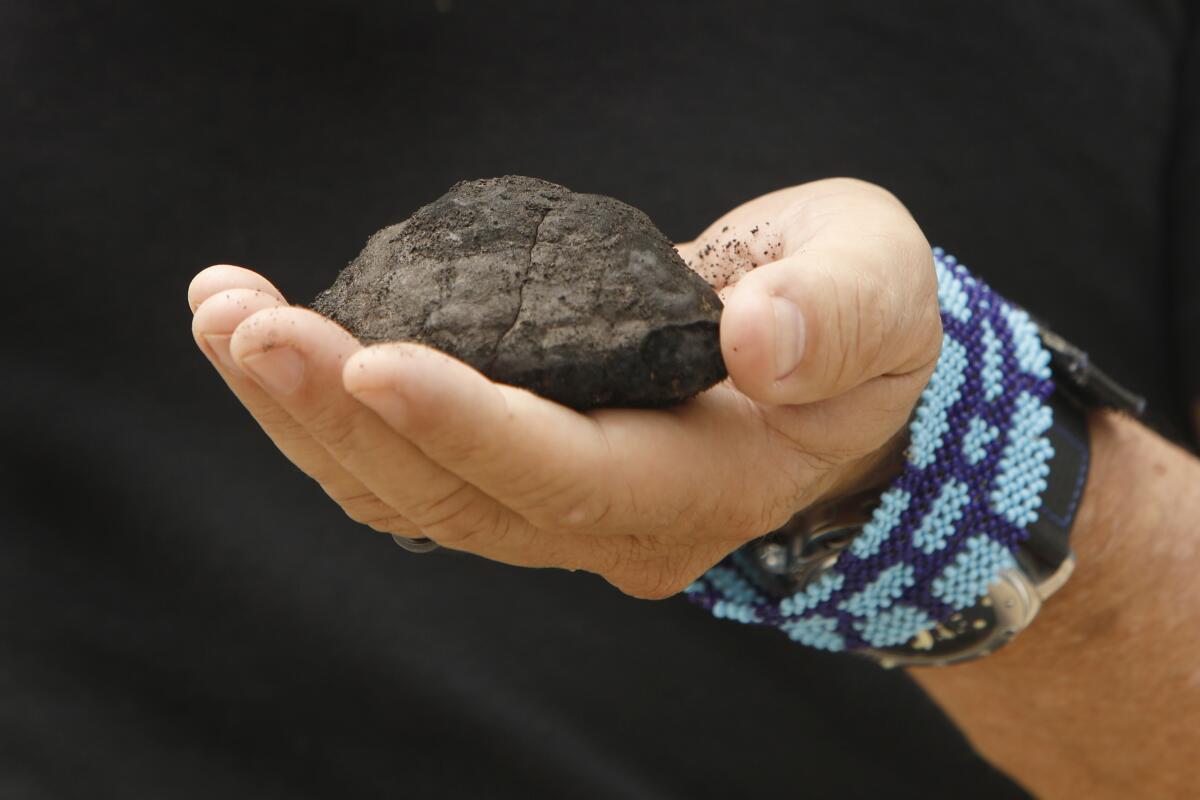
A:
[684,248,1056,653]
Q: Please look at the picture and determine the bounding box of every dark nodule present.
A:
[311,175,727,410]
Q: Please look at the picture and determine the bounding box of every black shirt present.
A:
[2,2,1197,797]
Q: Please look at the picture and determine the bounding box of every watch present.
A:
[741,322,1145,667]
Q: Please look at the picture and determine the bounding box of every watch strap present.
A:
[1023,389,1090,571]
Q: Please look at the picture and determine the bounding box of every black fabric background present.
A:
[2,2,1196,798]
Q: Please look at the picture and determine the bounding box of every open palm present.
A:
[189,178,941,598]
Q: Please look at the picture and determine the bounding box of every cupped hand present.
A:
[189,178,942,599]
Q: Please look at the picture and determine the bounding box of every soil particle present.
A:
[312,176,727,410]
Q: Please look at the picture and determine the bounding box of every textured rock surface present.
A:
[312,176,726,409]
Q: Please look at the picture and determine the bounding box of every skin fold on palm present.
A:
[188,178,942,599]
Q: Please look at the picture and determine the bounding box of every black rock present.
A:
[312,176,726,410]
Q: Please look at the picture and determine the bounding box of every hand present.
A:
[188,178,942,599]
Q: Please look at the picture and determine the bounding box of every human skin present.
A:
[189,178,1199,795]
[912,412,1200,798]
[188,178,942,597]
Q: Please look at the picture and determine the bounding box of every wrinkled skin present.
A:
[189,178,942,599]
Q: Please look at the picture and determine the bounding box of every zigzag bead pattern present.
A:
[683,248,1056,652]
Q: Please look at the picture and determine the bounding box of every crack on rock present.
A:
[490,204,551,368]
[313,176,727,410]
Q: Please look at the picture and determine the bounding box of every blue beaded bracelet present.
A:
[684,248,1056,653]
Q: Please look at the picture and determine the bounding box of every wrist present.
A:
[1034,410,1127,629]
[1009,409,1175,657]
[687,248,1065,655]
[911,411,1200,798]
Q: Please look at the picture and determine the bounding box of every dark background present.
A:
[2,1,1197,798]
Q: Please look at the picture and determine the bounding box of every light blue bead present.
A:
[911,479,971,554]
[962,415,1001,464]
[704,566,766,605]
[838,563,915,618]
[1001,304,1052,380]
[908,335,969,470]
[854,604,935,648]
[990,391,1055,526]
[851,488,912,559]
[935,258,972,323]
[930,535,1018,610]
[781,615,845,652]
[780,571,845,617]
[980,319,1004,402]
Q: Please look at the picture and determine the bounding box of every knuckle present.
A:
[599,536,693,601]
[438,504,509,551]
[307,403,362,454]
[410,484,501,548]
[917,304,945,365]
[842,176,890,199]
[365,516,416,535]
[620,582,679,602]
[818,263,887,390]
[619,569,692,601]
[410,482,475,527]
[331,490,415,533]
[333,490,391,522]
[851,269,890,374]
[287,452,343,486]
[816,176,878,196]
[840,177,910,218]
[892,239,942,371]
[255,403,304,431]
[816,177,906,215]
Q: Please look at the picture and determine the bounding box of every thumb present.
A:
[720,241,942,406]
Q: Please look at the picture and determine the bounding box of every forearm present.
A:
[911,411,1200,798]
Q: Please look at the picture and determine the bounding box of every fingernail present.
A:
[201,334,240,374]
[771,295,806,380]
[351,387,410,428]
[241,347,305,394]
